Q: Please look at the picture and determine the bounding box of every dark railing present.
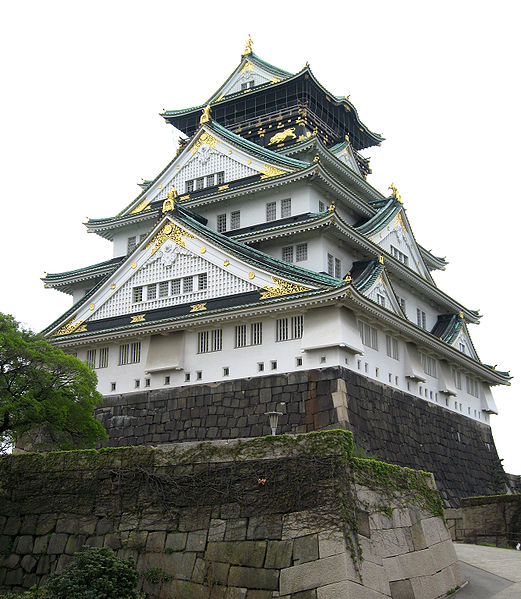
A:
[459,528,520,548]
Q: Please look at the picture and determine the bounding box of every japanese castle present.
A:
[43,39,509,426]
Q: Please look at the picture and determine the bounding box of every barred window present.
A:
[281,198,291,218]
[198,273,208,290]
[216,171,225,185]
[453,368,462,390]
[159,281,169,297]
[183,277,193,293]
[86,349,96,366]
[98,347,109,369]
[172,279,181,295]
[251,322,262,345]
[420,353,437,377]
[130,342,141,364]
[127,236,137,253]
[296,243,307,262]
[133,287,143,303]
[206,174,215,187]
[119,342,141,365]
[147,284,157,300]
[230,210,240,230]
[358,321,378,350]
[282,246,294,263]
[217,214,227,232]
[119,344,129,365]
[276,316,303,341]
[398,297,407,314]
[198,329,223,353]
[266,202,276,222]
[319,201,325,212]
[335,258,341,278]
[417,309,427,330]
[391,245,409,266]
[291,315,303,339]
[385,335,399,360]
[186,180,194,193]
[377,294,386,307]
[234,322,262,348]
[139,233,147,243]
[196,177,205,191]
[327,253,334,276]
[466,376,480,397]
[235,324,247,348]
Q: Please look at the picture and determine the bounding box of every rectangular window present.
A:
[196,371,202,380]
[459,342,466,354]
[216,171,225,185]
[385,335,399,360]
[276,318,289,342]
[251,322,262,345]
[198,331,209,353]
[466,376,480,397]
[217,214,227,232]
[86,349,96,366]
[276,316,303,341]
[398,297,407,314]
[198,329,222,353]
[195,176,205,191]
[416,309,427,330]
[327,253,334,276]
[282,246,294,263]
[133,287,143,303]
[453,369,462,390]
[291,315,303,339]
[296,243,307,262]
[235,322,262,347]
[118,342,140,365]
[377,294,386,308]
[171,279,181,295]
[230,210,240,230]
[390,245,409,266]
[159,281,169,298]
[183,277,193,293]
[145,378,150,387]
[98,347,109,369]
[206,174,215,187]
[235,324,247,348]
[258,362,264,372]
[147,284,157,300]
[130,342,141,364]
[358,321,378,350]
[198,273,208,290]
[164,376,170,385]
[319,201,325,212]
[335,258,341,278]
[119,344,129,365]
[139,233,147,243]
[127,236,137,253]
[420,353,437,377]
[135,379,140,388]
[110,382,116,392]
[281,198,291,218]
[266,202,276,222]
[186,179,194,193]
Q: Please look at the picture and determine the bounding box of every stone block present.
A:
[245,591,272,599]
[421,517,450,545]
[13,535,34,555]
[20,554,37,574]
[359,537,383,566]
[206,541,267,568]
[282,511,316,540]
[280,553,350,594]
[391,508,413,529]
[5,568,24,585]
[317,579,389,599]
[225,519,248,541]
[228,566,279,590]
[4,516,22,535]
[36,555,51,575]
[179,507,212,531]
[209,519,226,542]
[370,528,412,558]
[104,533,122,550]
[293,534,319,565]
[397,548,436,579]
[146,531,166,552]
[65,535,87,554]
[224,587,247,599]
[410,520,427,551]
[3,554,20,569]
[247,515,282,540]
[46,533,68,554]
[187,529,208,551]
[165,531,187,552]
[265,540,293,569]
[427,539,458,572]
[33,535,48,554]
[85,535,104,548]
[389,579,415,599]
[318,531,346,559]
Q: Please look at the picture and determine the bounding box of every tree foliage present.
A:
[0,313,107,453]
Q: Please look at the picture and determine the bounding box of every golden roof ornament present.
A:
[327,201,335,213]
[200,104,211,125]
[344,273,352,283]
[378,255,384,265]
[162,186,177,213]
[389,183,403,204]
[244,35,253,55]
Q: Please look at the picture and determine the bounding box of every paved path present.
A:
[454,544,521,598]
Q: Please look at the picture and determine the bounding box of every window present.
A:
[241,81,254,90]
[235,322,262,347]
[296,243,307,262]
[198,329,223,353]
[459,342,466,354]
[196,176,205,191]
[320,356,326,364]
[258,362,264,372]
[416,309,427,330]
[185,373,191,382]
[223,367,230,376]
[159,281,169,297]
[217,214,227,232]
[119,342,141,365]
[86,349,96,366]
[282,246,294,263]
[216,171,225,185]
[390,245,409,266]
[358,321,378,350]
[276,315,303,341]
[145,378,151,387]
[327,253,334,276]
[198,273,208,290]
[335,258,341,278]
[281,198,291,218]
[110,382,116,392]
[127,236,137,253]
[466,376,480,397]
[230,211,240,230]
[172,279,181,295]
[398,297,407,314]
[98,347,109,369]
[377,294,386,307]
[271,360,277,370]
[186,171,225,193]
[135,379,140,389]
[266,202,276,222]
[183,277,193,293]
[385,335,399,360]
[453,369,462,390]
[147,285,157,300]
[296,357,303,367]
[133,287,143,303]
[164,376,170,385]
[196,371,202,380]
[420,353,437,377]
[186,180,194,193]
[206,174,215,187]
[319,201,325,212]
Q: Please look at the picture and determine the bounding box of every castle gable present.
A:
[330,140,361,176]
[453,326,479,361]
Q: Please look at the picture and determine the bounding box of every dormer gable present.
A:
[329,137,362,176]
[349,259,404,317]
[431,313,480,360]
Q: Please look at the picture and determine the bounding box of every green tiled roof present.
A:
[246,52,292,78]
[350,260,384,293]
[355,198,401,236]
[45,257,124,280]
[431,313,464,344]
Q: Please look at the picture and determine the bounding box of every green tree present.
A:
[0,313,107,453]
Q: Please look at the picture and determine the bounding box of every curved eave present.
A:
[347,287,510,387]
[163,68,383,150]
[419,247,448,271]
[43,259,123,294]
[350,260,384,293]
[86,210,158,240]
[355,198,401,236]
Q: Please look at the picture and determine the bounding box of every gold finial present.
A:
[305,61,309,68]
[313,155,320,163]
[244,35,253,55]
[327,201,335,213]
[344,273,352,283]
[378,255,384,264]
[200,104,211,124]
[312,127,318,137]
[345,95,350,101]
[459,311,464,319]
[345,134,350,143]
[389,183,402,203]
[162,186,177,213]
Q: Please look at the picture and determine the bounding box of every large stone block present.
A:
[264,540,293,569]
[228,566,279,590]
[293,534,319,565]
[317,579,390,599]
[279,553,350,594]
[205,541,267,568]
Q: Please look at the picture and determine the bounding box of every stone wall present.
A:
[459,494,521,547]
[95,366,506,507]
[0,432,463,599]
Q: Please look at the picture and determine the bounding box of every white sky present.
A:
[1,1,520,474]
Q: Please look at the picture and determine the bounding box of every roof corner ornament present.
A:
[162,186,177,213]
[344,272,352,283]
[200,104,211,125]
[345,134,350,143]
[389,182,403,204]
[378,255,384,265]
[244,35,253,55]
[327,201,335,213]
[459,311,464,319]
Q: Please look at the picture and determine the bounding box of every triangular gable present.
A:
[362,269,404,316]
[121,123,301,217]
[330,139,361,176]
[368,208,432,281]
[452,324,479,361]
[48,212,322,337]
[208,53,292,103]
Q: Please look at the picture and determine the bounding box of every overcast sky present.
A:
[1,1,520,474]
